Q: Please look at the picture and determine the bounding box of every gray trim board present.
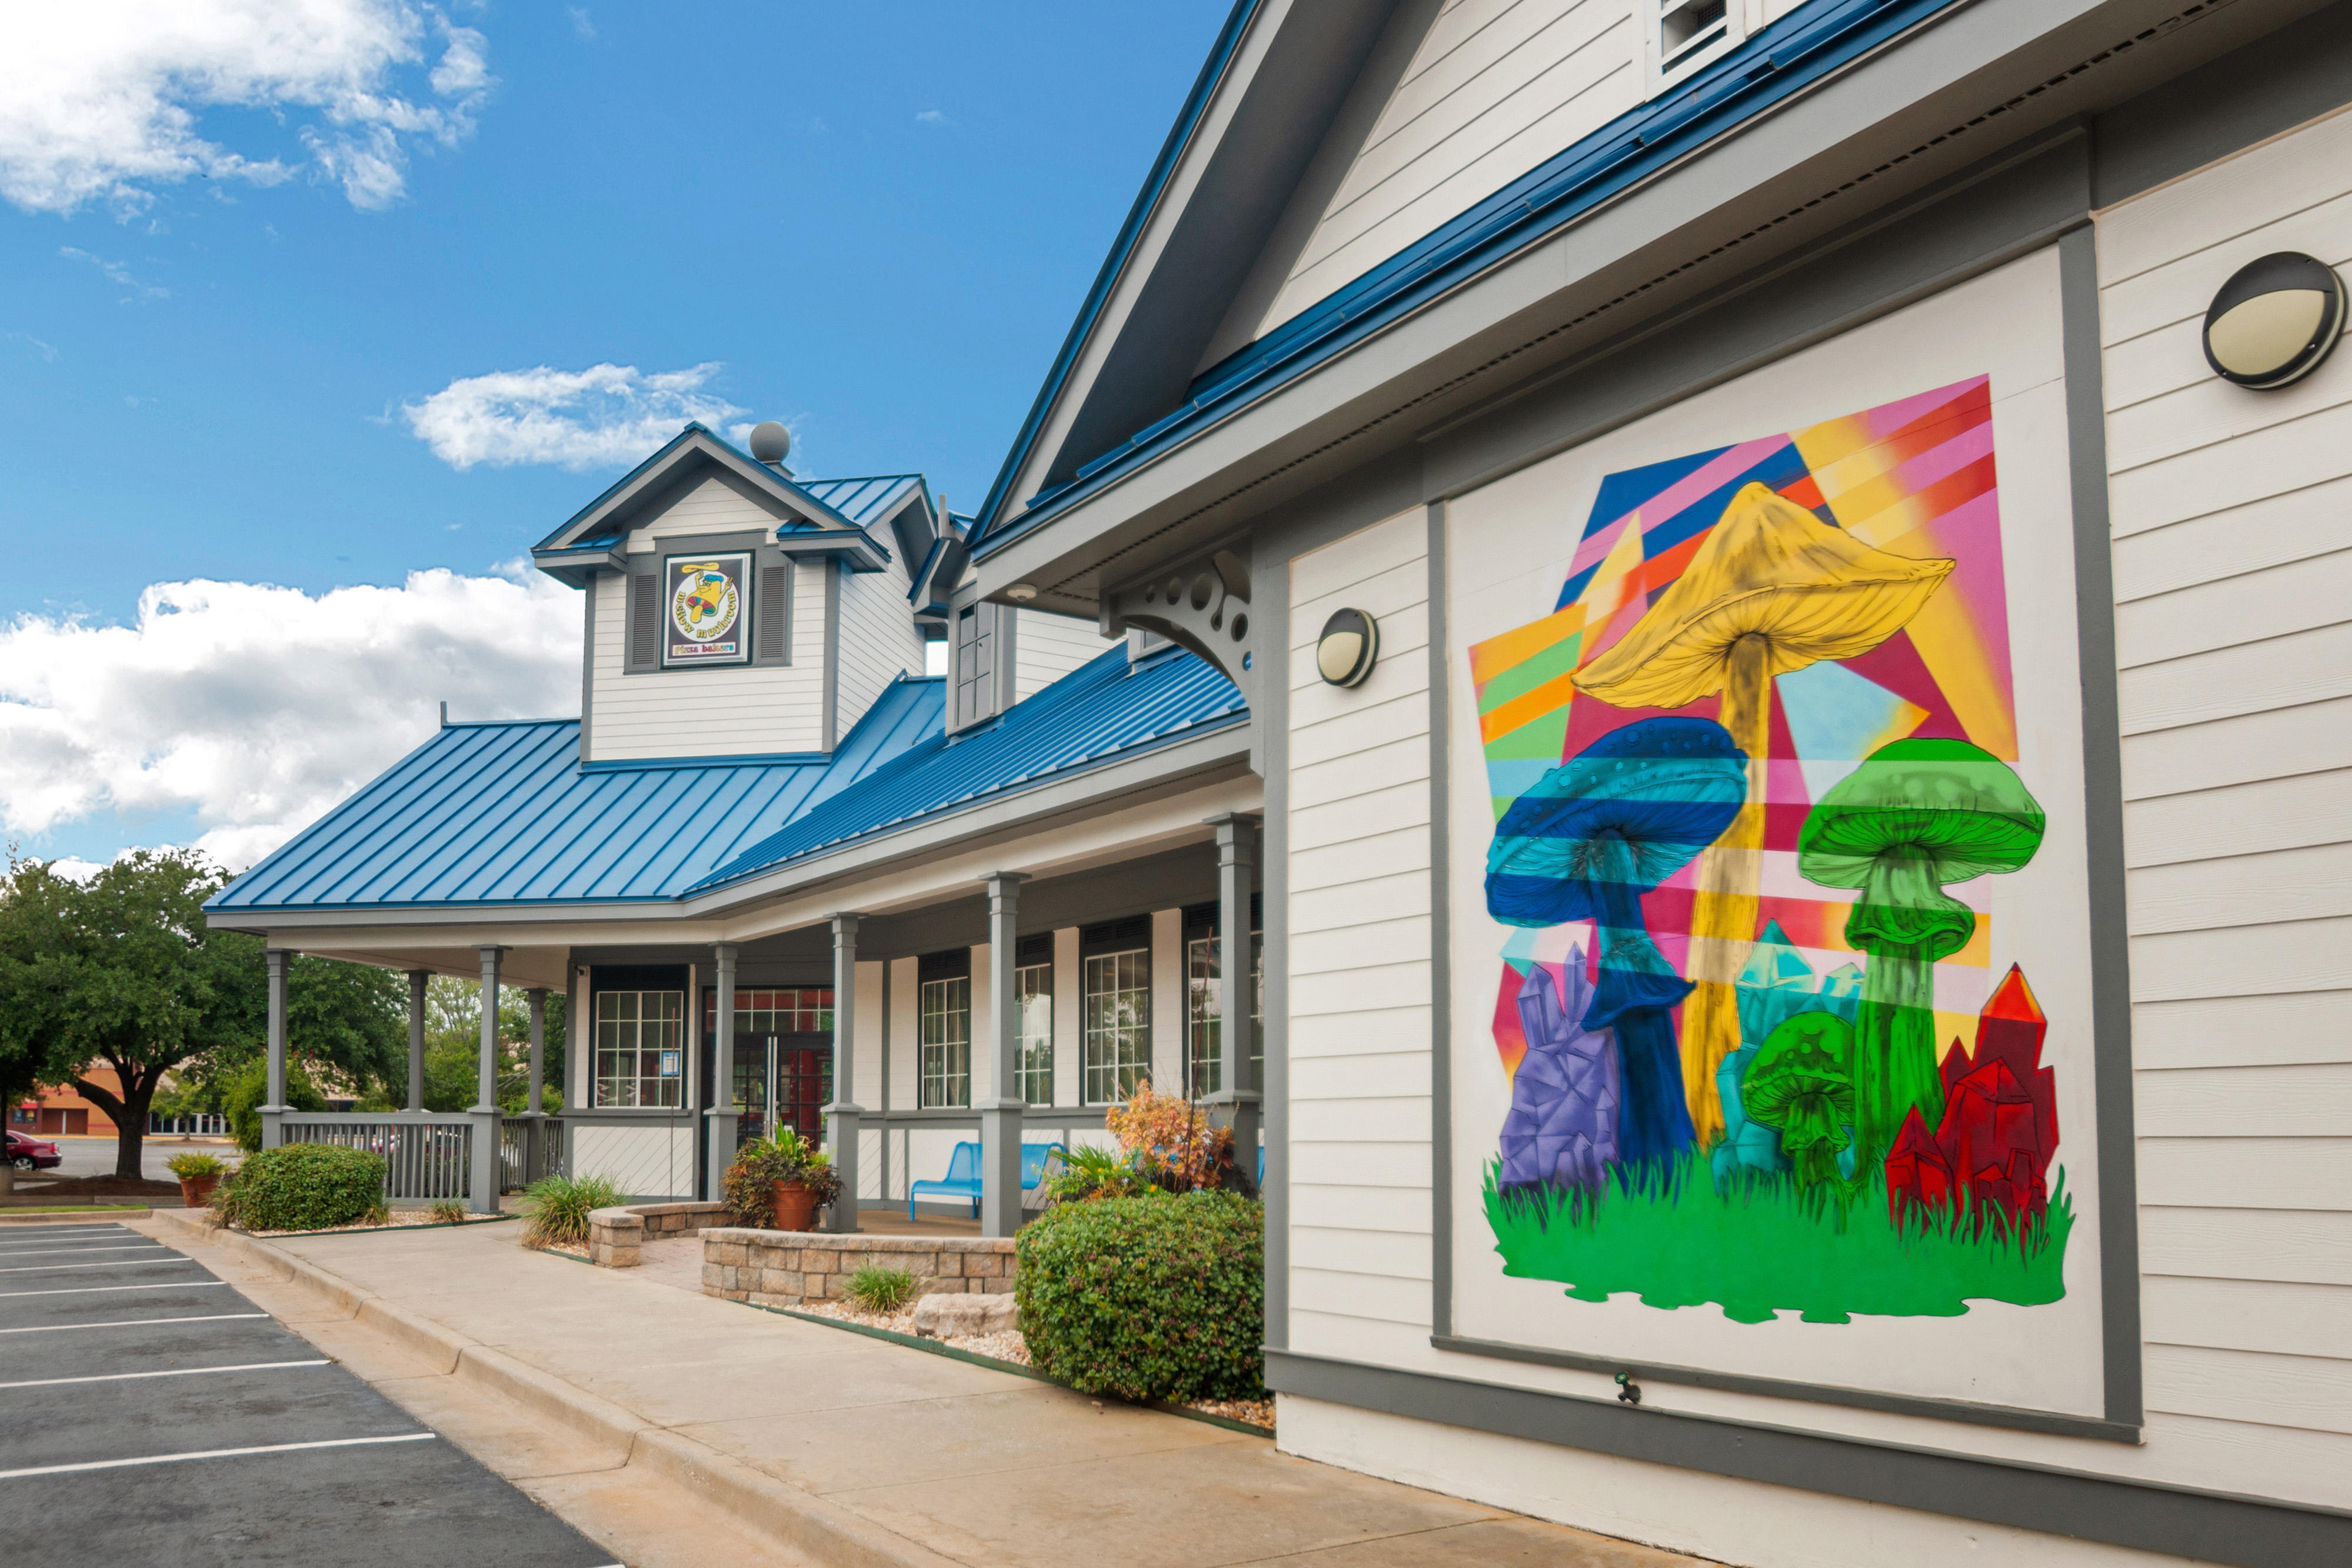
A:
[2059,222,2147,1429]
[1424,499,1453,1343]
[578,574,595,763]
[1267,1352,2352,1568]
[1259,553,1290,1352]
[822,560,841,753]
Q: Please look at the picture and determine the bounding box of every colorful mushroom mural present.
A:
[1469,375,2076,1323]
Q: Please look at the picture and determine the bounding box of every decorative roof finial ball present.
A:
[2203,252,2346,389]
[1316,608,1378,688]
[748,421,792,464]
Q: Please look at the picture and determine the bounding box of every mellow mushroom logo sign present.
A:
[1466,374,2074,1328]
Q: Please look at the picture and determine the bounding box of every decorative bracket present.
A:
[1101,541,1260,710]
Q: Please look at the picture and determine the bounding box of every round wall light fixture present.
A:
[1004,581,1039,603]
[1316,608,1378,688]
[2203,252,2345,389]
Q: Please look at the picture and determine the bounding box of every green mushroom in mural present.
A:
[1797,737,2045,1164]
[1741,1012,1856,1192]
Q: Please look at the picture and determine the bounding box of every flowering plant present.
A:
[1104,1080,1228,1190]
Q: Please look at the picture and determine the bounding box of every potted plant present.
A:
[165,1151,227,1208]
[722,1129,842,1232]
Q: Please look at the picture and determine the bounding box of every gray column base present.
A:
[1203,1090,1262,1186]
[467,1109,500,1215]
[824,1105,864,1233]
[978,1098,1027,1239]
[259,1107,287,1151]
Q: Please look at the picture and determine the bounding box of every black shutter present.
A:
[1015,933,1054,969]
[755,563,791,665]
[625,573,659,672]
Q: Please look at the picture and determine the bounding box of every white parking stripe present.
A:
[0,1229,135,1240]
[0,1313,269,1335]
[0,1431,435,1480]
[0,1359,328,1390]
[0,1246,167,1259]
[0,1280,226,1300]
[0,1258,194,1275]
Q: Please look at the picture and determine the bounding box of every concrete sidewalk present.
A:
[141,1213,1699,1568]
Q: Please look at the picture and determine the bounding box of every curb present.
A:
[139,1207,964,1568]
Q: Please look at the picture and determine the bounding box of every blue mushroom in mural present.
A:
[1485,717,1747,1167]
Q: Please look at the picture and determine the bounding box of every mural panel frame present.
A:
[1434,242,2141,1439]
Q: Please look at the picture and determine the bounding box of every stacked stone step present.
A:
[699,1228,1017,1307]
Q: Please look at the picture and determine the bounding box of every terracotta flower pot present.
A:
[178,1175,221,1208]
[769,1178,816,1232]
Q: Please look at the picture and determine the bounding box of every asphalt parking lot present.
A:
[0,1222,621,1566]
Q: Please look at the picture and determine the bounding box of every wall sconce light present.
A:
[1315,608,1378,688]
[1004,582,1039,602]
[2203,252,2345,389]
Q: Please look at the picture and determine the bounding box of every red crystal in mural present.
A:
[1887,965,2057,1233]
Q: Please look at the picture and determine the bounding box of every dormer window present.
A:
[1651,0,1743,94]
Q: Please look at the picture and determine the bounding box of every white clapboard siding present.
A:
[1259,0,1640,336]
[833,553,925,739]
[1285,507,1435,1360]
[2097,106,2352,1446]
[638,475,775,539]
[1012,610,1107,701]
[2124,770,2352,869]
[589,543,829,761]
[2143,1276,2352,1360]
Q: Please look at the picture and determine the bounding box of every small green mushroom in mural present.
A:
[1797,737,2045,1163]
[1741,1011,1857,1192]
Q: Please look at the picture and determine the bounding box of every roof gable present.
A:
[972,0,1408,534]
[531,423,891,585]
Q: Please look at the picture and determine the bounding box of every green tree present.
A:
[0,855,83,1196]
[0,849,411,1179]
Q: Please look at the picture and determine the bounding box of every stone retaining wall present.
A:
[585,1201,730,1267]
[700,1227,1018,1307]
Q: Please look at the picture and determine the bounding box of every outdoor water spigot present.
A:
[1615,1373,1641,1406]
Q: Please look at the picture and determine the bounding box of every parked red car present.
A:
[6,1131,60,1171]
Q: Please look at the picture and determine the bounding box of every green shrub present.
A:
[1015,1190,1264,1402]
[223,1061,328,1153]
[521,1173,624,1248]
[844,1265,921,1313]
[214,1143,388,1232]
[427,1199,468,1225]
[164,1152,225,1179]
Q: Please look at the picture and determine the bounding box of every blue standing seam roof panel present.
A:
[208,646,1246,916]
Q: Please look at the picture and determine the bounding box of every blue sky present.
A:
[0,2,1231,869]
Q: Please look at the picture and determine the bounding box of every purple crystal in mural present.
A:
[1500,954,1621,1192]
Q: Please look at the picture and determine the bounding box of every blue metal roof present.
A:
[694,644,1245,892]
[208,680,941,913]
[797,474,926,531]
[973,0,1958,558]
[209,647,1247,916]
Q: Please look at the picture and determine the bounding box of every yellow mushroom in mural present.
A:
[1570,481,1954,1148]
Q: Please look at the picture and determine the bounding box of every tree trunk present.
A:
[71,1062,165,1180]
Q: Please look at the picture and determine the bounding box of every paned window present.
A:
[1083,946,1151,1105]
[594,990,683,1108]
[1185,925,1264,1099]
[1017,962,1054,1106]
[920,976,971,1108]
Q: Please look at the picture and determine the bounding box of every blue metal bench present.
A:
[909,1141,1054,1219]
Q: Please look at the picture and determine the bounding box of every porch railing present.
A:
[499,1116,563,1192]
[276,1114,475,1203]
[148,1113,229,1137]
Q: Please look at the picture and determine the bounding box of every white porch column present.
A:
[705,943,738,1202]
[261,949,292,1150]
[824,915,864,1232]
[469,946,507,1214]
[980,872,1028,1238]
[404,969,428,1113]
[1204,815,1261,1166]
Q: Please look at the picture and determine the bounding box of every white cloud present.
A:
[59,245,167,299]
[914,109,947,125]
[401,362,749,471]
[0,1,495,215]
[0,565,579,872]
[567,8,598,43]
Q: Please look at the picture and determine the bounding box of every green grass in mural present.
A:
[1483,1156,2071,1324]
